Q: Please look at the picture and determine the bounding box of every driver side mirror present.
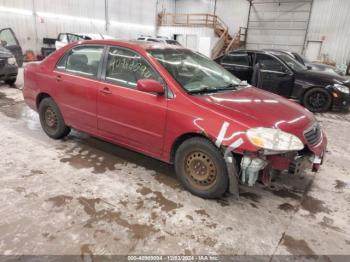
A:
[137,79,165,95]
[307,65,312,70]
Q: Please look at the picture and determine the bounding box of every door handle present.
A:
[55,75,63,82]
[100,87,112,95]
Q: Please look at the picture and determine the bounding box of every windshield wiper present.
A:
[216,83,241,91]
[187,87,219,94]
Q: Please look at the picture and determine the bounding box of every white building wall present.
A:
[157,0,176,13]
[306,0,350,66]
[215,0,249,36]
[158,26,217,56]
[0,0,158,52]
[175,0,215,14]
[246,0,313,53]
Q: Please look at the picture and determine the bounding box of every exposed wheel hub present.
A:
[184,151,217,189]
[309,92,327,109]
[44,107,58,128]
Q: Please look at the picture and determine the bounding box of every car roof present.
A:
[72,39,185,51]
[263,49,295,56]
[230,49,291,56]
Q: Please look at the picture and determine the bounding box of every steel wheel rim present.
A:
[309,92,327,109]
[44,107,58,129]
[184,151,217,190]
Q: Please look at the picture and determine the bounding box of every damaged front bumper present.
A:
[237,130,327,187]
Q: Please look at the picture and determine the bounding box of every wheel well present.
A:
[301,86,332,104]
[36,93,51,109]
[170,133,212,163]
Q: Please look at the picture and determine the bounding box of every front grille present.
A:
[304,123,321,146]
[0,58,5,67]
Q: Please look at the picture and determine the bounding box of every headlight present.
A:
[246,127,304,151]
[333,84,350,94]
[7,57,17,65]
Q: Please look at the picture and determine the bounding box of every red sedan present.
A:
[23,40,327,198]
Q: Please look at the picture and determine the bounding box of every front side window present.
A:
[0,29,18,46]
[279,53,308,72]
[256,54,287,73]
[58,33,68,42]
[64,45,104,78]
[148,49,241,94]
[222,53,250,67]
[105,46,162,89]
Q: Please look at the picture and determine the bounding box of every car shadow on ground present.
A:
[61,130,314,208]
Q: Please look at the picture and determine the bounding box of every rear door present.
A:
[220,51,252,82]
[0,28,23,67]
[255,53,294,97]
[54,45,105,133]
[97,45,168,157]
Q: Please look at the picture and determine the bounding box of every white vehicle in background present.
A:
[136,35,181,46]
[55,33,115,50]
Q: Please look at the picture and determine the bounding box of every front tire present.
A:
[174,137,228,199]
[302,87,332,112]
[39,97,70,139]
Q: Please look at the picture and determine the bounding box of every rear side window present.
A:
[58,45,104,78]
[105,46,163,89]
[222,53,250,67]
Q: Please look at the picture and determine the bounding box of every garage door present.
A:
[246,0,313,53]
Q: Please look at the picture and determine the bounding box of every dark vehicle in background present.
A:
[264,49,344,76]
[0,28,23,67]
[0,43,18,85]
[215,50,350,112]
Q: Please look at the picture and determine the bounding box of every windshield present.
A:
[277,53,307,72]
[148,49,241,94]
[295,53,311,63]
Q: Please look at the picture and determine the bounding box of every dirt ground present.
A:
[0,69,349,260]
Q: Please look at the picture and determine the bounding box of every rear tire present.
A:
[174,137,228,199]
[38,97,70,139]
[5,78,16,86]
[302,87,332,112]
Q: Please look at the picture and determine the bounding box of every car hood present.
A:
[295,69,348,85]
[307,62,336,70]
[192,87,315,135]
[0,46,12,58]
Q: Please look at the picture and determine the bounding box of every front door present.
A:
[54,45,105,133]
[220,52,253,82]
[97,46,167,157]
[0,28,23,67]
[255,53,294,97]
